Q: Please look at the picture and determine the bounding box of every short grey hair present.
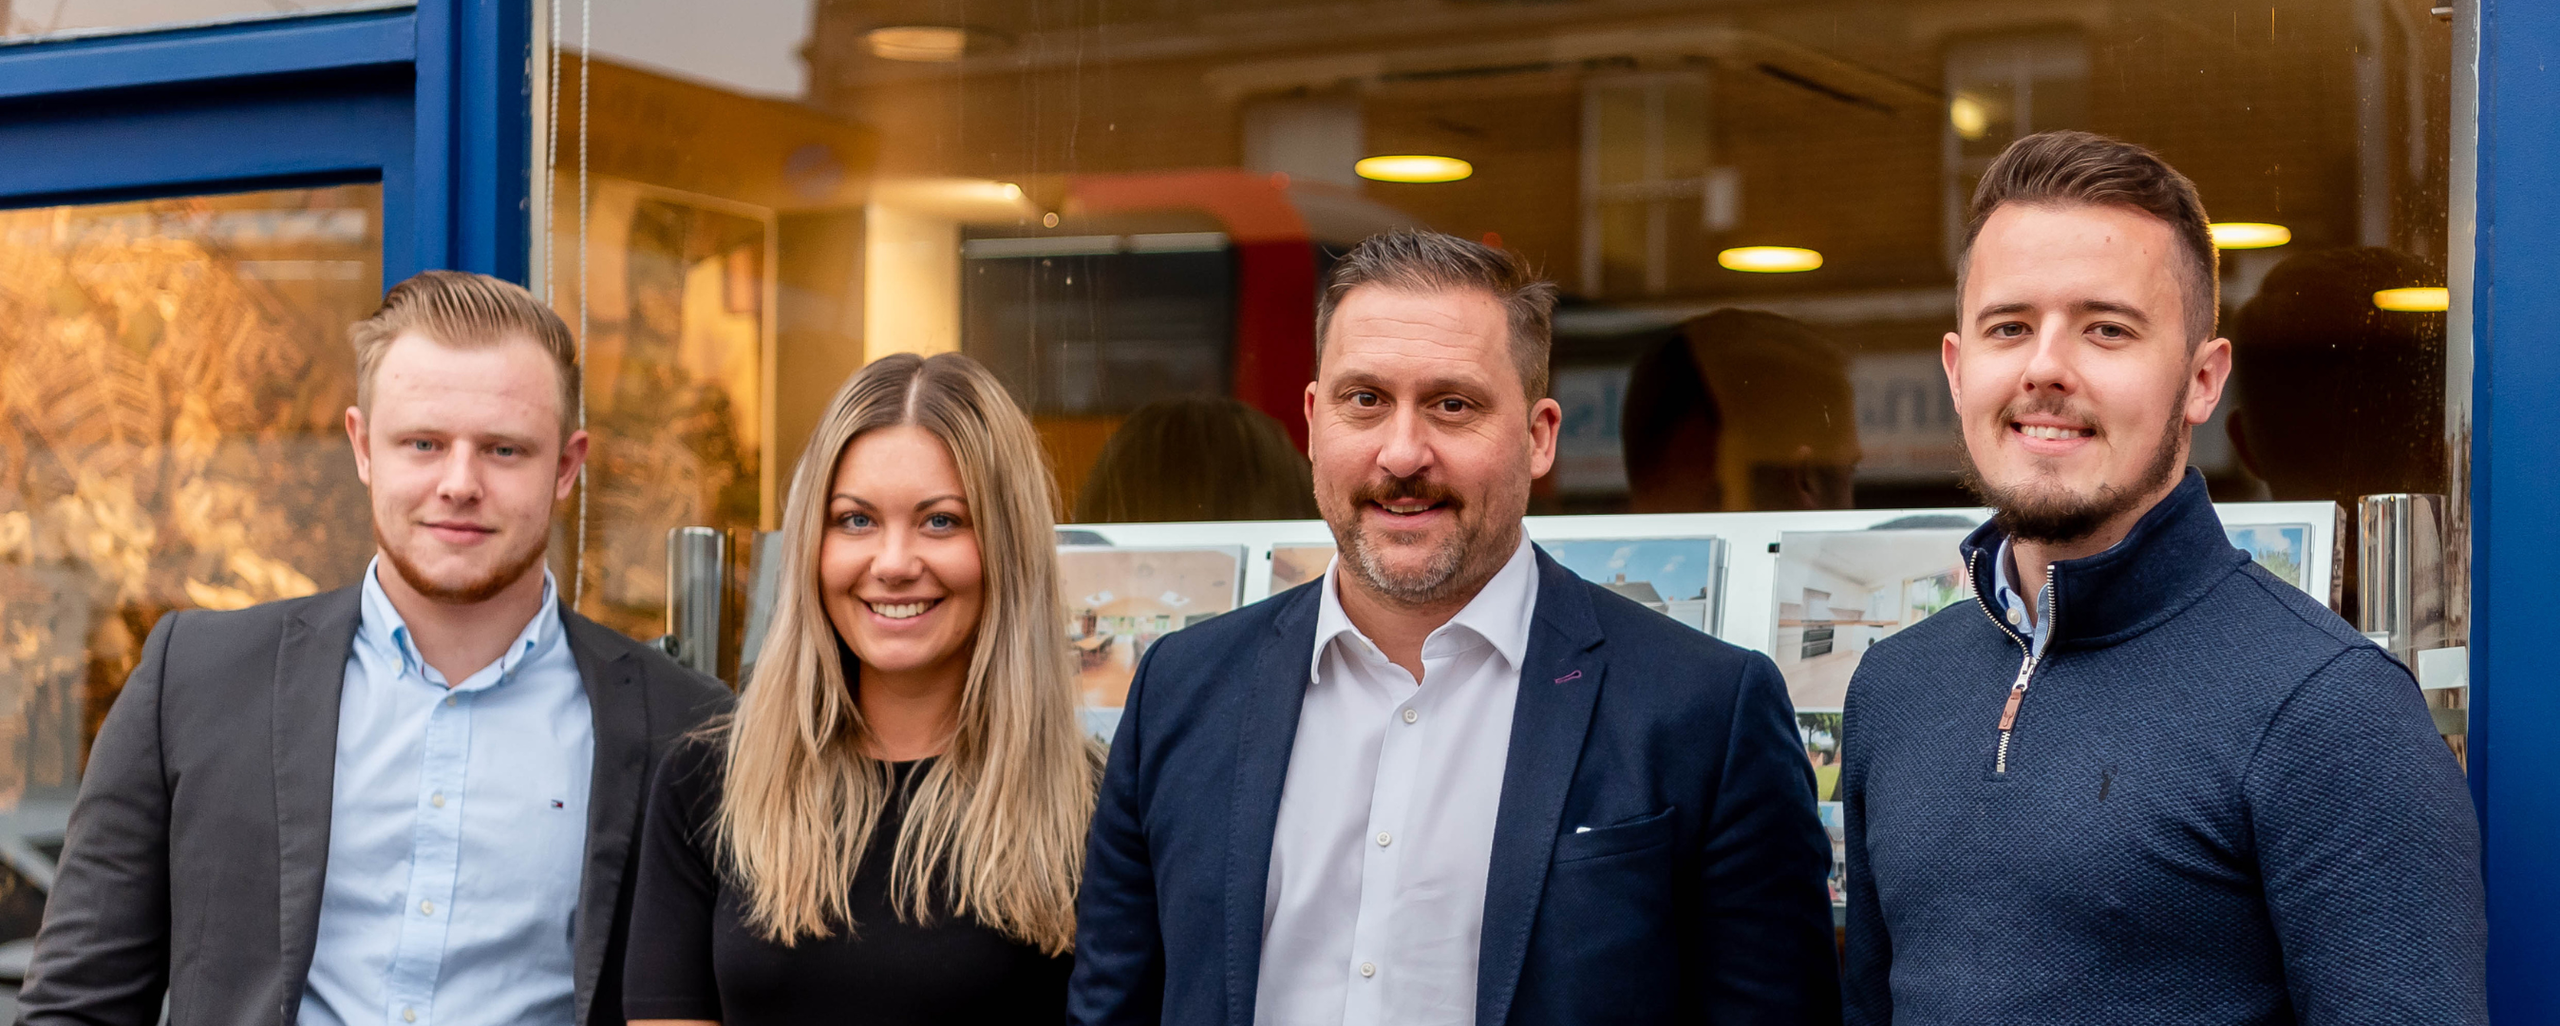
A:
[1316,229,1559,399]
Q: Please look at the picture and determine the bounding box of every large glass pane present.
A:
[545,0,2453,526]
[0,0,400,42]
[0,184,382,814]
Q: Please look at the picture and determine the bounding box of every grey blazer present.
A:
[15,585,732,1026]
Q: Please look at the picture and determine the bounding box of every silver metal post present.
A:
[667,527,730,679]
[2358,493,2449,667]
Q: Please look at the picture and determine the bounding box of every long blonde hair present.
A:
[717,352,1095,953]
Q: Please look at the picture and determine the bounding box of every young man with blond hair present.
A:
[21,271,729,1026]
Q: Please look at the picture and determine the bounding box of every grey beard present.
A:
[1341,522,1469,605]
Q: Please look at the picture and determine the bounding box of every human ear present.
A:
[1526,396,1563,479]
[2185,337,2234,427]
[345,406,372,485]
[1940,331,1965,410]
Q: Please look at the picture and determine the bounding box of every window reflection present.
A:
[0,185,382,803]
[545,0,2454,538]
[0,0,378,41]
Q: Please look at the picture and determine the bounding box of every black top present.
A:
[624,736,1073,1024]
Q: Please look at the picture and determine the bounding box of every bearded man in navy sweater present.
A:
[1839,130,2484,1026]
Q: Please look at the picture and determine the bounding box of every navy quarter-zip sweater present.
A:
[1839,470,2484,1026]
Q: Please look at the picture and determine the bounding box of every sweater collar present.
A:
[1958,468,2248,653]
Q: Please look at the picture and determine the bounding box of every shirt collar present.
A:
[1310,532,1539,682]
[1991,537,2050,657]
[357,556,562,689]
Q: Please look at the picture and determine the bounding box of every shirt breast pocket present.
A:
[1552,806,1676,864]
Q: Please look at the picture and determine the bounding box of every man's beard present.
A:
[1329,471,1520,608]
[1962,388,2189,545]
[377,519,551,605]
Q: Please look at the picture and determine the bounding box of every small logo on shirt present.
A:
[551,800,565,809]
[1553,670,1583,684]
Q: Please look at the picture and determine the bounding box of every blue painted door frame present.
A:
[2471,2,2560,1021]
[0,0,531,285]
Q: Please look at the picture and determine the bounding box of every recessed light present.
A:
[1949,95,1991,140]
[1718,246,1824,273]
[1355,155,1473,183]
[2374,287,2449,312]
[867,25,972,62]
[2208,222,2292,249]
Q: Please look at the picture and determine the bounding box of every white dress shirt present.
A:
[302,559,595,1026]
[1255,535,1538,1026]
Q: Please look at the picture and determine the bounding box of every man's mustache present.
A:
[1997,393,2099,433]
[1349,474,1461,510]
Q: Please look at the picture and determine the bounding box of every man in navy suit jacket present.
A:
[1070,230,1840,1026]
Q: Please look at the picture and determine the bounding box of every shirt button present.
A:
[402,1009,417,1023]
[1376,831,1391,847]
[1402,708,1418,724]
[444,695,457,706]
[420,900,435,916]
[1359,962,1376,978]
[2006,608,2022,626]
[430,793,446,808]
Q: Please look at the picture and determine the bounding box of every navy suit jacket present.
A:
[1070,545,1841,1026]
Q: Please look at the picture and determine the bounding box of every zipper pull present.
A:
[1997,658,2034,730]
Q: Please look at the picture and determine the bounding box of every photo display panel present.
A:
[1054,503,2340,775]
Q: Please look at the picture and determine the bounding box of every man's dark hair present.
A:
[1316,229,1559,399]
[1958,130,2220,347]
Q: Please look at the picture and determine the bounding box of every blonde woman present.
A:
[624,353,1097,1025]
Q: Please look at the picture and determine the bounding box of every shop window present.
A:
[536,0,2457,593]
[0,184,383,793]
[0,0,370,41]
[1581,72,1727,298]
[1941,31,2092,268]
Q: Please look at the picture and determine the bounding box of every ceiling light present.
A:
[2374,287,2450,312]
[867,25,971,62]
[2208,222,2292,249]
[1949,95,1991,140]
[1718,246,1824,273]
[1355,155,1473,183]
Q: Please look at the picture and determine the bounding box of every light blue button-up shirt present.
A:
[302,559,595,1026]
[1993,538,2052,658]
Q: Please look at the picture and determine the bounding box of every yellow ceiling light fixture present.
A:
[1718,246,1824,273]
[1354,155,1474,183]
[2374,287,2450,312]
[2208,222,2293,249]
[867,25,973,62]
[1949,95,1991,140]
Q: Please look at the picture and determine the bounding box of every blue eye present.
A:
[926,512,960,530]
[837,511,872,529]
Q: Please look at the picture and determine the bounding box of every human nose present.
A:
[2019,316,2079,396]
[871,525,924,584]
[1375,404,1433,480]
[434,446,483,506]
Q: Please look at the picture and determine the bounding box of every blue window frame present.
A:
[2469,2,2560,1021]
[0,0,529,284]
